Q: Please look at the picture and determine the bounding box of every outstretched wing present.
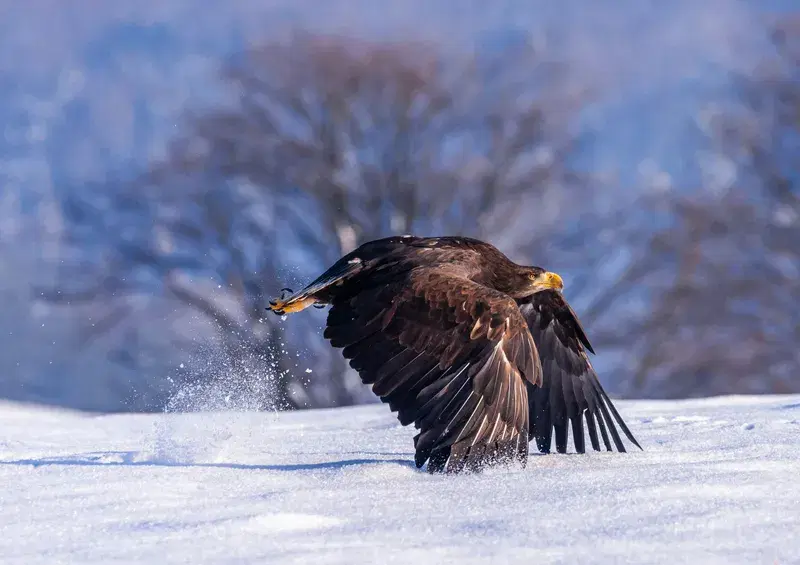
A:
[517,290,641,454]
[324,267,542,473]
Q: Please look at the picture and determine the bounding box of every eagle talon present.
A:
[267,288,299,315]
[266,294,317,315]
[267,298,284,314]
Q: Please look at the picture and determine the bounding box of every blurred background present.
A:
[1,0,798,414]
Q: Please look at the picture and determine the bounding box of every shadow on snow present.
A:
[0,451,418,472]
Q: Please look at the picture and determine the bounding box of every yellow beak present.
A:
[540,271,564,291]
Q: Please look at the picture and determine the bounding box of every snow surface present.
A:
[1,395,799,564]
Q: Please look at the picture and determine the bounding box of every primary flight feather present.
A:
[267,235,641,473]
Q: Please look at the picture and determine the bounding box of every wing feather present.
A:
[517,290,642,454]
[324,267,541,473]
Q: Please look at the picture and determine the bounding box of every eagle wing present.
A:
[324,266,542,473]
[517,290,642,454]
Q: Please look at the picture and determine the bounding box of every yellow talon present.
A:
[268,296,318,315]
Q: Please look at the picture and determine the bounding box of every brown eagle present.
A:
[267,235,640,473]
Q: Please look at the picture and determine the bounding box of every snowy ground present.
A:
[1,395,798,565]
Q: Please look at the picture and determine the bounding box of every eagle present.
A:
[267,235,640,473]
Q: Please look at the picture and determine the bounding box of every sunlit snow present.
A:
[1,395,798,564]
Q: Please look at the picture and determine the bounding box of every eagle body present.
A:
[268,235,640,473]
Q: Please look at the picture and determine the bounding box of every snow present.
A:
[1,395,799,564]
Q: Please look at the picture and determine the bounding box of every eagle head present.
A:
[502,266,563,298]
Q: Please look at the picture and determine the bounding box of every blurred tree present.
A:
[588,18,800,397]
[49,30,595,411]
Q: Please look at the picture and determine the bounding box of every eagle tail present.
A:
[267,257,365,316]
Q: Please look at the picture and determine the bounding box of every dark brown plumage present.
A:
[267,235,640,473]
